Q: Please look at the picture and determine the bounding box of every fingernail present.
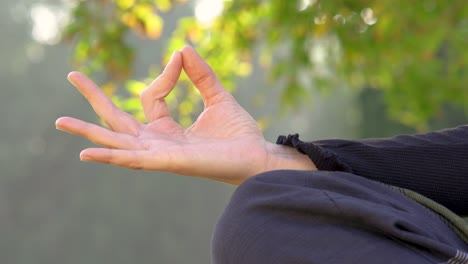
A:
[55,118,62,129]
[67,72,74,80]
[67,71,80,82]
[79,151,89,161]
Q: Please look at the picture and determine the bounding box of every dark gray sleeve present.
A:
[277,125,468,215]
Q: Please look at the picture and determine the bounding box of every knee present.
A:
[211,170,321,263]
[211,171,284,263]
[211,170,455,264]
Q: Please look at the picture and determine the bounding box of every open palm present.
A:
[56,46,315,185]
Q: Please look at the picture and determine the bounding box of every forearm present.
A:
[277,125,468,215]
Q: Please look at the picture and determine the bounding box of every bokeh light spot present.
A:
[30,4,69,45]
[194,0,224,26]
[361,8,378,25]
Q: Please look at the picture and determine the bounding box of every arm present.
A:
[56,46,316,186]
[277,127,468,215]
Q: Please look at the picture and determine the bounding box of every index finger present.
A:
[67,72,141,135]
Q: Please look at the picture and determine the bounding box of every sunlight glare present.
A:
[298,0,317,11]
[360,8,377,25]
[194,0,225,25]
[30,4,69,45]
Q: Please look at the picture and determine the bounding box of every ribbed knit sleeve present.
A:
[277,125,468,215]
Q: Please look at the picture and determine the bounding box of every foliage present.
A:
[63,0,467,130]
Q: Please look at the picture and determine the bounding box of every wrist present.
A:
[263,142,317,173]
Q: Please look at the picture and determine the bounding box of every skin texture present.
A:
[56,46,316,185]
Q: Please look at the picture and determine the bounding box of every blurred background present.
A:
[1,0,466,263]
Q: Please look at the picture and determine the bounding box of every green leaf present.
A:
[126,80,147,96]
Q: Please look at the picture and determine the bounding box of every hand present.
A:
[56,46,316,185]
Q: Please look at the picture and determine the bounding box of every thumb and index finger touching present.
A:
[141,46,230,123]
[57,46,239,174]
[60,46,227,130]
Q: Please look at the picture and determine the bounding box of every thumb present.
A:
[180,45,230,107]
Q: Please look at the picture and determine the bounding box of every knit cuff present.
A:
[276,134,351,172]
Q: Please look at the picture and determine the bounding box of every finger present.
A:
[80,147,191,173]
[180,46,231,108]
[140,51,182,122]
[79,148,162,171]
[67,71,142,135]
[56,117,143,150]
[79,147,239,184]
